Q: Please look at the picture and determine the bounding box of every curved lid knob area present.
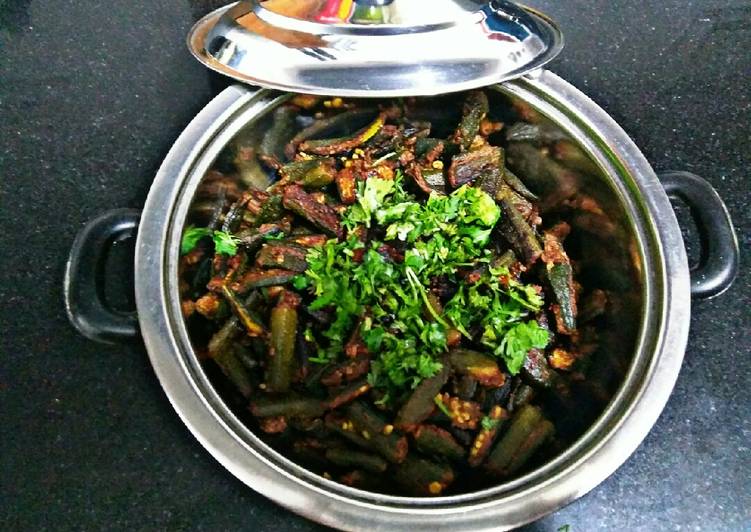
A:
[188,0,564,97]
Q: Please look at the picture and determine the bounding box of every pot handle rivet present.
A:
[64,209,141,343]
[659,171,739,299]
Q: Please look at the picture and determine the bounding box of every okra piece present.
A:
[256,195,285,224]
[415,137,445,163]
[468,405,508,467]
[449,349,506,388]
[552,139,601,176]
[395,362,450,431]
[324,411,372,449]
[454,90,489,150]
[339,469,388,492]
[506,143,579,209]
[284,234,328,248]
[454,375,477,400]
[320,356,371,387]
[282,185,343,238]
[231,268,297,294]
[221,193,251,233]
[221,285,266,337]
[548,263,577,334]
[325,448,388,473]
[213,348,253,398]
[496,182,534,221]
[404,162,433,194]
[234,147,273,191]
[208,317,242,358]
[393,456,455,496]
[335,167,357,204]
[346,402,408,463]
[503,167,538,201]
[235,224,285,254]
[279,158,337,189]
[448,145,502,189]
[250,394,325,418]
[491,249,517,271]
[267,291,301,393]
[326,379,372,409]
[477,166,506,198]
[505,121,569,145]
[289,417,326,436]
[293,438,329,469]
[542,230,576,334]
[404,162,435,194]
[255,242,309,272]
[208,291,263,356]
[547,347,578,371]
[497,195,543,266]
[413,424,465,462]
[510,383,536,411]
[299,113,386,156]
[485,404,554,476]
[286,108,377,158]
[259,106,297,168]
[522,348,556,388]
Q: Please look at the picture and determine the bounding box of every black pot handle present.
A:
[659,171,739,299]
[64,209,141,343]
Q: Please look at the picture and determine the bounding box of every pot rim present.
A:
[135,71,690,530]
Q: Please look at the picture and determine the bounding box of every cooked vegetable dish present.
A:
[179,90,637,496]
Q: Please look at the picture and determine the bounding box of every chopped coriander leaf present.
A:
[498,321,550,374]
[291,275,309,290]
[212,230,241,256]
[343,176,395,229]
[181,226,212,255]
[181,227,240,256]
[299,170,545,396]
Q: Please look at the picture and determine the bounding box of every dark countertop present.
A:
[1,1,749,530]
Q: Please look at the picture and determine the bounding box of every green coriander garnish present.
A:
[181,226,240,256]
[298,172,548,400]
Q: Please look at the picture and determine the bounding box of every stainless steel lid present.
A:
[188,0,564,97]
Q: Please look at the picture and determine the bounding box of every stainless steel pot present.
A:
[64,70,738,530]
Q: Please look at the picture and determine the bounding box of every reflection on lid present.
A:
[189,0,564,96]
[315,0,355,23]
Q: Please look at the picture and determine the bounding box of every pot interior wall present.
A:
[177,89,643,495]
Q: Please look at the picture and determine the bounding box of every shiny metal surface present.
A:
[135,72,690,530]
[187,0,564,96]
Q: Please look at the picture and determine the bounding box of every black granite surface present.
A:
[1,1,749,530]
